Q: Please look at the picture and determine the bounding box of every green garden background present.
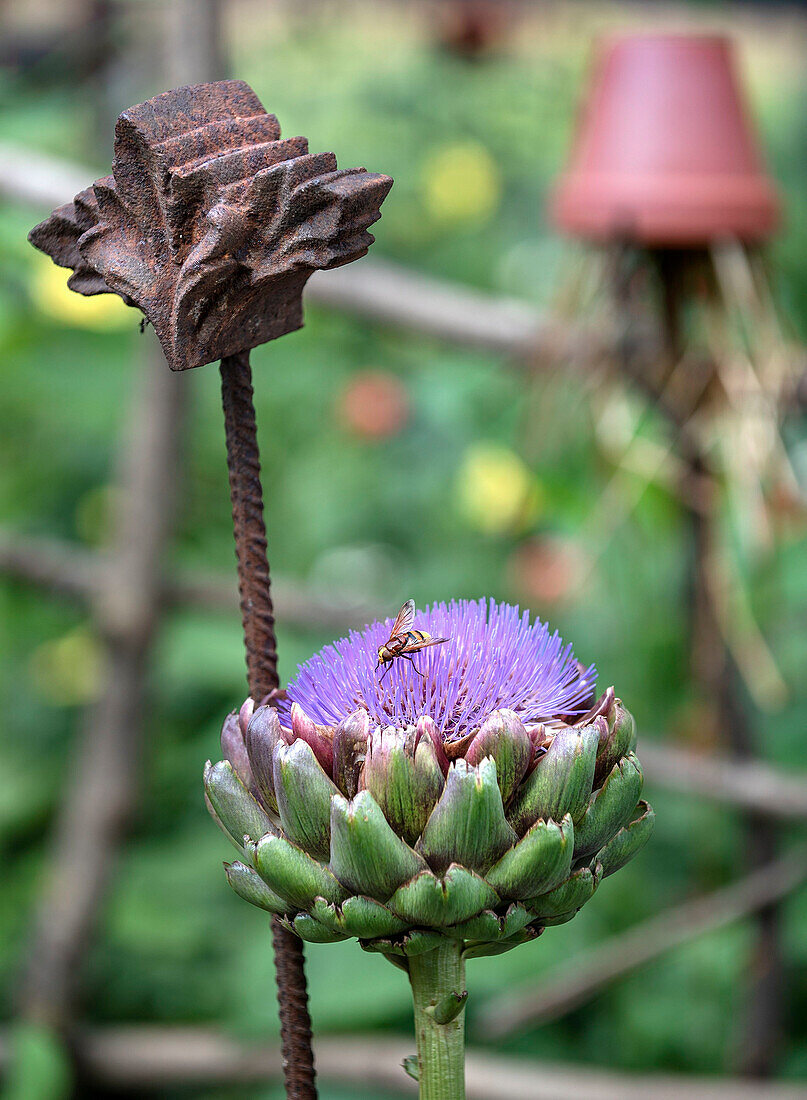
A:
[1,2,806,1096]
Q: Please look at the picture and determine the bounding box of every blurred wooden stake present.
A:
[163,0,226,86]
[0,144,660,370]
[18,335,185,1027]
[478,847,807,1040]
[0,529,379,631]
[3,530,807,821]
[16,0,220,1044]
[660,250,787,1079]
[0,1029,804,1100]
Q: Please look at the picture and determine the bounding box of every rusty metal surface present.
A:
[272,918,317,1098]
[28,80,392,372]
[221,354,315,1097]
[28,79,392,1100]
[220,351,279,700]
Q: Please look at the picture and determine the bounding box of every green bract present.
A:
[204,690,653,959]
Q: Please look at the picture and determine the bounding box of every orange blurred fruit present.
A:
[338,371,410,440]
[508,534,587,606]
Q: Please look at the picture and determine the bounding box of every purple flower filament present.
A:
[281,598,595,740]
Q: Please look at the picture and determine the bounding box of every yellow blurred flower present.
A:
[29,626,106,706]
[456,442,542,534]
[30,254,131,332]
[421,141,501,226]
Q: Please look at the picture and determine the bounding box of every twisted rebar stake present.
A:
[220,350,317,1099]
[27,83,390,1100]
[220,351,280,698]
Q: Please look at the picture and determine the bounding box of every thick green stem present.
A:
[407,941,466,1100]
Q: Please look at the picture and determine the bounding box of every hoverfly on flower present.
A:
[376,599,449,681]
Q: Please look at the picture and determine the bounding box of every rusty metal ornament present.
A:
[29,79,392,371]
[30,80,392,1100]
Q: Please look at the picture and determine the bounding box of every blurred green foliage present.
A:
[1,2,806,1095]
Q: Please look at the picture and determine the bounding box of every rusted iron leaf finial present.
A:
[29,80,392,371]
[29,82,392,1100]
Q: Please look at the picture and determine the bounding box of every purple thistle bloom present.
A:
[206,598,652,992]
[280,598,595,740]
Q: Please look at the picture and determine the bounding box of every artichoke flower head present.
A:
[205,598,653,958]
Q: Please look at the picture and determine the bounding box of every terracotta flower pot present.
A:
[552,34,780,246]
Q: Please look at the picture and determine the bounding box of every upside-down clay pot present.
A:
[552,34,780,246]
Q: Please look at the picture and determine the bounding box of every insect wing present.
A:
[405,635,449,653]
[388,599,416,639]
